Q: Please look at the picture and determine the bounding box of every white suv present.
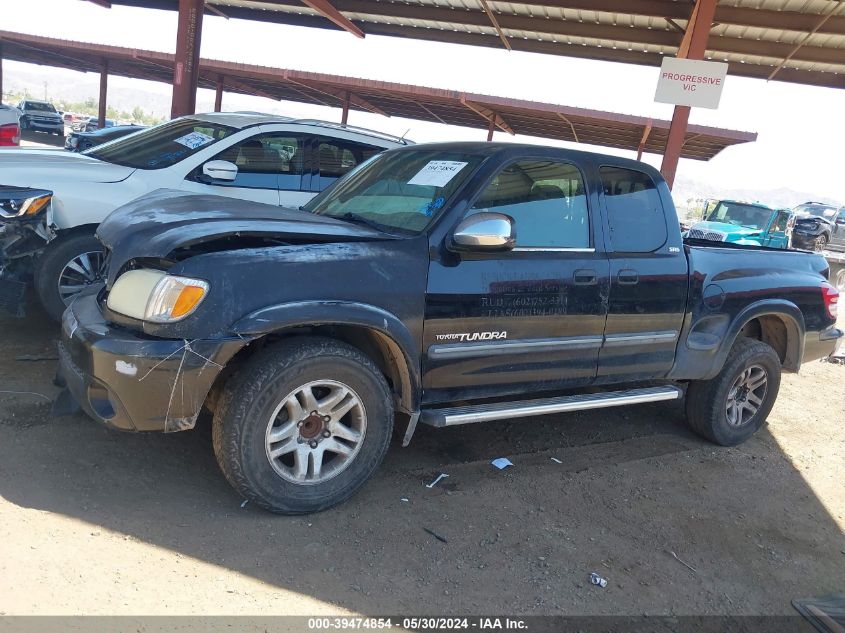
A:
[17,100,64,136]
[0,112,411,320]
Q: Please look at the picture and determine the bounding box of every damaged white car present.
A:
[0,112,410,320]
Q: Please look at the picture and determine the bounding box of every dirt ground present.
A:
[0,295,842,617]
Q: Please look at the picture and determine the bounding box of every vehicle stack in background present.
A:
[17,99,64,137]
[685,198,845,290]
[65,124,147,152]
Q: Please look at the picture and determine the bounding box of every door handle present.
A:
[617,269,639,285]
[573,269,597,285]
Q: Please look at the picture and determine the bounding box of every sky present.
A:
[3,0,845,201]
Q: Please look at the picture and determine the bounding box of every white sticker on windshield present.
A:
[407,161,469,187]
[173,131,215,150]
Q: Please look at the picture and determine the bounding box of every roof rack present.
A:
[289,119,413,145]
[229,112,413,145]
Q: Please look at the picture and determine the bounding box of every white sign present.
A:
[654,57,729,109]
[408,161,468,187]
[173,131,215,150]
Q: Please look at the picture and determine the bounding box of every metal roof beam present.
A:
[274,0,683,46]
[299,0,364,38]
[411,100,448,125]
[360,22,845,88]
[270,1,843,65]
[636,118,652,161]
[556,113,579,144]
[460,96,515,135]
[240,0,694,21]
[768,2,845,80]
[715,3,845,36]
[205,3,229,18]
[479,0,512,51]
[282,73,387,115]
[491,0,845,35]
[217,74,280,100]
[2,39,95,70]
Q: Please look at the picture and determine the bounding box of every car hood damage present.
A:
[0,149,136,186]
[793,214,834,232]
[98,189,392,285]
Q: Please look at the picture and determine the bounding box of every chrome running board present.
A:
[418,386,682,428]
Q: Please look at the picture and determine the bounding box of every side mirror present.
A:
[202,160,238,182]
[449,212,516,252]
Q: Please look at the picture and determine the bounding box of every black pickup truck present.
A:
[56,143,842,514]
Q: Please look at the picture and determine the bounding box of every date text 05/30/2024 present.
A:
[307,617,528,630]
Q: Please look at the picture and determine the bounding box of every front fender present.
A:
[231,300,421,412]
[670,299,806,380]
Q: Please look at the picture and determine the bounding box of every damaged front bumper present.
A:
[0,187,54,316]
[0,225,28,316]
[57,290,247,432]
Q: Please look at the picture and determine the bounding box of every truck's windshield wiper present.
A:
[336,212,397,235]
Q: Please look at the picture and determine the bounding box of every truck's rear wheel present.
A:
[685,337,781,446]
[212,337,394,514]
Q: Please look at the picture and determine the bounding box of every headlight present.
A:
[107,269,209,323]
[0,188,52,219]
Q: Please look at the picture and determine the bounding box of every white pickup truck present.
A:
[0,104,21,147]
[0,112,410,320]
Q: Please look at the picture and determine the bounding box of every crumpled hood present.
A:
[0,149,136,187]
[98,189,389,285]
[793,214,834,231]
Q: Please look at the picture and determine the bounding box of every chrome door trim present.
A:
[428,335,604,359]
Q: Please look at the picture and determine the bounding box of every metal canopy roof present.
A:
[0,30,756,159]
[97,0,845,89]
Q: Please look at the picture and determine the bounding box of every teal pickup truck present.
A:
[687,200,794,249]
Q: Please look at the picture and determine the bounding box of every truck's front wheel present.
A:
[685,337,781,446]
[212,338,394,514]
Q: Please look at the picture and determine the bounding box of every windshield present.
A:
[793,203,838,220]
[304,149,487,234]
[705,202,773,231]
[24,102,56,113]
[84,118,236,169]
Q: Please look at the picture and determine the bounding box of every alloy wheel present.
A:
[265,380,367,485]
[57,250,106,305]
[725,365,768,427]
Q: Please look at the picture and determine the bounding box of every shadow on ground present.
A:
[19,129,65,147]
[0,295,842,615]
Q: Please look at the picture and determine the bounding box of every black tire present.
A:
[35,232,105,322]
[685,337,781,446]
[212,337,394,514]
[814,234,829,252]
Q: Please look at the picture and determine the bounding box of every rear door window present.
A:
[203,133,306,190]
[600,166,667,253]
